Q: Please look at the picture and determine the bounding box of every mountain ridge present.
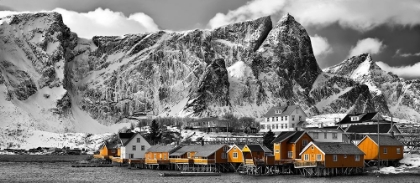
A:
[0,12,414,136]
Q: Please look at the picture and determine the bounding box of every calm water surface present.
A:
[0,162,419,183]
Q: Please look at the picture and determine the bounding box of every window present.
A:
[304,154,309,161]
[223,146,229,151]
[333,155,337,162]
[222,153,227,159]
[313,133,318,139]
[272,124,275,129]
[275,150,279,153]
[292,123,295,128]
[344,155,347,158]
[154,154,157,159]
[260,125,265,129]
[132,145,136,151]
[163,154,167,160]
[384,148,387,154]
[292,115,295,121]
[266,118,269,122]
[281,124,284,129]
[324,132,328,139]
[355,155,360,161]
[276,117,278,121]
[233,152,238,158]
[288,151,293,158]
[316,154,322,161]
[332,133,338,139]
[130,154,134,159]
[137,138,140,143]
[299,116,302,121]
[141,145,145,151]
[188,152,191,158]
[272,117,275,121]
[302,140,308,147]
[285,124,288,129]
[311,146,314,150]
[276,124,278,129]
[281,116,284,121]
[397,148,401,154]
[285,116,288,120]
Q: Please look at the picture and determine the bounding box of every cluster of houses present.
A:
[94,104,406,177]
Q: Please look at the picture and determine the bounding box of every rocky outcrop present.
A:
[3,11,419,131]
[182,58,231,116]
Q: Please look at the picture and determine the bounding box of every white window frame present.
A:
[304,154,309,161]
[355,155,360,161]
[384,148,387,154]
[324,132,328,139]
[132,145,136,151]
[333,155,337,162]
[316,154,322,161]
[397,148,401,154]
[141,145,145,151]
[332,133,338,139]
[288,151,293,158]
[233,152,238,158]
[137,138,140,143]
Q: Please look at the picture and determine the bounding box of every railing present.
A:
[145,159,170,164]
[170,158,193,164]
[294,161,325,168]
[193,159,215,164]
[245,159,265,165]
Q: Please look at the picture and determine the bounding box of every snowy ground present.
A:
[305,113,346,127]
[379,153,420,174]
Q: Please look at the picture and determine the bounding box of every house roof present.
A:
[301,142,364,155]
[245,144,265,152]
[263,105,301,117]
[226,144,244,153]
[170,144,227,157]
[271,131,309,144]
[303,126,343,132]
[261,146,272,153]
[147,145,180,153]
[345,124,394,134]
[271,131,296,143]
[337,112,381,124]
[363,135,403,146]
[194,144,227,157]
[118,133,141,146]
[288,131,306,143]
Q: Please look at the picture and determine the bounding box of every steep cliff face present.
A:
[2,12,413,132]
[324,53,420,119]
[181,58,231,117]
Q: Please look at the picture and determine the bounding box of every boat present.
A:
[159,172,222,177]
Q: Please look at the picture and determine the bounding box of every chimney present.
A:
[318,123,323,128]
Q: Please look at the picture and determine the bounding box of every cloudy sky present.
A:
[1,0,420,79]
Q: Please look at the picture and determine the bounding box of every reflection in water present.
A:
[0,162,417,183]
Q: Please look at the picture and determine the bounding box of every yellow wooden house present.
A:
[272,131,313,164]
[357,135,404,162]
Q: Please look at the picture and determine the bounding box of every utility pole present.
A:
[377,112,380,173]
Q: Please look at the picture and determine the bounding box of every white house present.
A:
[260,104,307,133]
[303,126,349,143]
[119,133,151,159]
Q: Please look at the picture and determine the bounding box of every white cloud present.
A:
[53,8,159,38]
[348,38,385,57]
[207,0,420,31]
[310,35,332,57]
[0,8,159,39]
[376,61,420,79]
[207,0,287,29]
[394,49,420,57]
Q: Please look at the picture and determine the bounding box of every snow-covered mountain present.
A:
[324,53,420,120]
[0,11,404,145]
